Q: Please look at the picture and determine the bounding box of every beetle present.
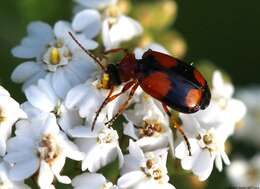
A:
[69,32,211,155]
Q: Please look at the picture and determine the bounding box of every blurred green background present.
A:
[0,0,258,188]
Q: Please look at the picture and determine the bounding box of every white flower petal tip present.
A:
[72,9,101,39]
[72,173,119,189]
[117,171,146,188]
[0,161,31,189]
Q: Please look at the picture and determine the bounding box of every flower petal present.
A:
[24,84,55,112]
[9,158,40,181]
[54,21,72,39]
[38,161,54,188]
[27,21,53,42]
[117,171,146,188]
[75,0,117,9]
[128,140,144,161]
[50,69,72,99]
[72,9,101,38]
[11,62,45,84]
[192,150,214,181]
[72,173,106,188]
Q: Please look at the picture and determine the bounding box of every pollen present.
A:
[102,182,114,189]
[146,159,154,169]
[139,120,162,137]
[52,100,62,118]
[0,107,6,123]
[63,49,72,60]
[38,134,60,164]
[203,133,213,145]
[97,127,118,144]
[97,73,110,89]
[153,169,162,180]
[141,156,166,182]
[50,47,61,65]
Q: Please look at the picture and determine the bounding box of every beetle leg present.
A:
[162,103,171,117]
[91,80,136,131]
[104,80,136,102]
[167,110,192,156]
[105,82,139,127]
[173,122,192,156]
[91,86,115,131]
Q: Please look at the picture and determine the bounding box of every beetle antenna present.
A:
[68,32,106,71]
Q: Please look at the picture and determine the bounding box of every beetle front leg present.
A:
[105,82,139,127]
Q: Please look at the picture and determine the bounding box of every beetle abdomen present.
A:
[137,50,211,113]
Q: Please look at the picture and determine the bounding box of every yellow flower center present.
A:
[139,120,162,137]
[153,169,162,180]
[50,47,61,65]
[96,73,110,89]
[203,133,213,145]
[97,128,118,144]
[142,158,165,182]
[38,134,60,164]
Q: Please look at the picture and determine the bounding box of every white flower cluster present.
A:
[226,87,260,187]
[227,154,260,187]
[0,0,247,189]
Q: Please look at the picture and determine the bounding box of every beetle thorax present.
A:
[117,53,137,82]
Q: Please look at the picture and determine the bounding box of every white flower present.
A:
[4,113,83,188]
[118,140,175,189]
[227,154,260,187]
[194,70,246,136]
[0,86,26,156]
[0,161,30,189]
[175,116,230,181]
[123,93,174,153]
[102,13,143,50]
[11,21,98,98]
[22,79,83,135]
[72,173,118,189]
[75,0,117,9]
[70,123,123,172]
[235,86,260,147]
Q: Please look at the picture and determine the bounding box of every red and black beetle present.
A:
[69,32,211,155]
